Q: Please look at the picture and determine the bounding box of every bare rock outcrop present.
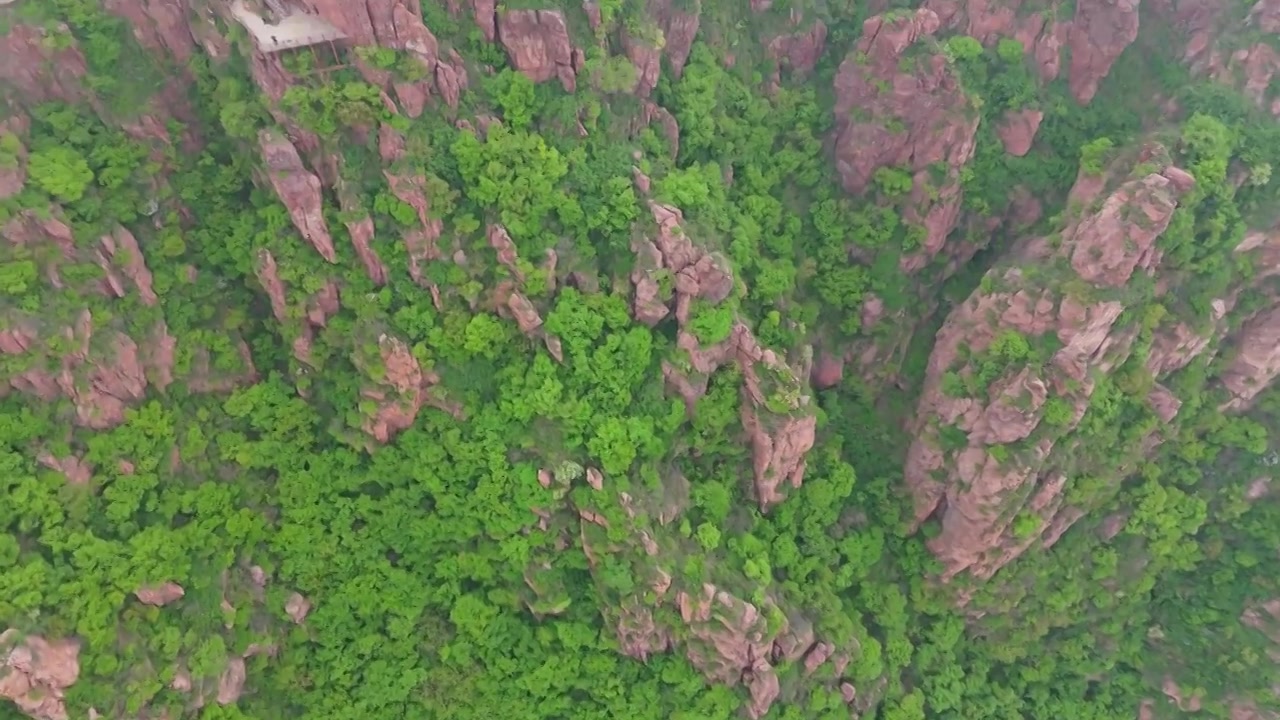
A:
[302,0,464,111]
[0,632,80,720]
[338,190,389,285]
[98,226,159,306]
[1068,0,1141,103]
[632,202,734,327]
[385,168,444,283]
[997,108,1043,157]
[497,10,577,91]
[104,0,197,63]
[0,24,88,105]
[1220,305,1280,411]
[1068,171,1182,287]
[216,658,246,705]
[905,162,1191,580]
[259,131,336,263]
[356,333,454,443]
[135,582,186,606]
[768,20,828,76]
[924,0,1068,81]
[618,0,701,90]
[679,585,781,719]
[833,10,978,268]
[286,593,312,624]
[37,453,93,485]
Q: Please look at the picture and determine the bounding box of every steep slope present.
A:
[4,0,1280,719]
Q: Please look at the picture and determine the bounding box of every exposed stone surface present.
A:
[924,0,1068,81]
[497,10,577,91]
[905,163,1192,579]
[356,334,456,443]
[833,10,978,270]
[99,226,159,306]
[677,584,782,720]
[135,582,186,606]
[216,657,246,705]
[0,24,88,105]
[1068,0,1141,103]
[37,453,93,485]
[768,20,828,76]
[259,131,336,263]
[385,169,444,283]
[286,593,312,624]
[1069,171,1181,287]
[997,108,1043,157]
[1220,305,1280,411]
[0,631,80,720]
[507,291,544,335]
[104,0,196,63]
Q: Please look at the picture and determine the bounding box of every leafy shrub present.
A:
[27,146,94,202]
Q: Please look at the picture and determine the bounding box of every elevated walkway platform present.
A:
[230,0,347,54]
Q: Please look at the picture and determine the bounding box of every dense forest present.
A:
[4,0,1280,718]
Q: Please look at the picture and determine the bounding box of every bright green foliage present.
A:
[27,147,94,202]
[4,4,1280,720]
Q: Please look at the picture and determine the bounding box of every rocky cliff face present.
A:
[497,10,579,91]
[8,0,1280,718]
[833,9,978,271]
[0,632,80,720]
[924,0,1138,100]
[924,0,1068,80]
[0,211,184,428]
[1067,0,1140,103]
[906,157,1195,579]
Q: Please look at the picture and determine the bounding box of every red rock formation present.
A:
[357,334,455,443]
[768,20,828,76]
[259,131,336,263]
[0,631,80,720]
[36,453,93,485]
[833,10,978,271]
[677,584,782,719]
[640,202,734,325]
[217,657,246,705]
[385,171,444,282]
[622,32,663,97]
[473,0,497,41]
[997,108,1043,157]
[99,226,159,306]
[924,0,1068,81]
[256,250,291,325]
[618,0,702,93]
[506,292,544,335]
[635,101,681,158]
[0,267,179,429]
[834,10,976,194]
[0,24,88,105]
[338,189,389,285]
[1220,305,1280,411]
[286,593,312,623]
[1068,0,1141,103]
[497,10,577,91]
[649,0,699,79]
[0,310,154,429]
[135,582,186,606]
[1068,170,1184,287]
[303,0,469,112]
[104,0,196,63]
[741,400,817,511]
[905,163,1192,579]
